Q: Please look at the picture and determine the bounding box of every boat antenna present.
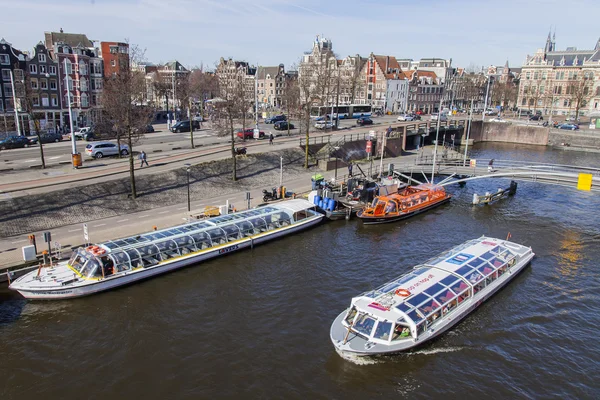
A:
[431,96,443,184]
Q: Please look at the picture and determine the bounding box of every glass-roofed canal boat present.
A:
[9,199,323,300]
[330,236,534,356]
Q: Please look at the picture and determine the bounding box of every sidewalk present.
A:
[0,147,442,273]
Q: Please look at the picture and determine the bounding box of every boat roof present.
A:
[97,199,316,254]
[352,236,530,327]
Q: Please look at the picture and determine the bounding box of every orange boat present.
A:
[357,183,451,224]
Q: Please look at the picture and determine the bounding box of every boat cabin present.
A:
[67,201,320,279]
[341,238,527,345]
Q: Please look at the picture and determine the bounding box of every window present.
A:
[526,72,531,80]
[39,65,47,74]
[111,60,116,67]
[32,95,40,106]
[0,54,9,65]
[0,101,3,111]
[596,87,600,96]
[79,61,87,75]
[1,69,10,81]
[29,64,37,74]
[49,65,57,75]
[40,79,48,89]
[50,79,57,90]
[67,76,73,90]
[30,78,38,90]
[51,94,58,106]
[65,60,72,74]
[5,98,15,111]
[80,77,88,91]
[81,93,89,107]
[41,94,49,107]
[39,54,46,63]
[4,83,13,95]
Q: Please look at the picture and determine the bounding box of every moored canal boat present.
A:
[356,183,450,224]
[9,199,323,300]
[330,236,534,356]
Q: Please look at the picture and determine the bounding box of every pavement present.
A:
[0,144,447,274]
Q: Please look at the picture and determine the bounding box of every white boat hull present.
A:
[10,215,323,300]
[331,252,534,356]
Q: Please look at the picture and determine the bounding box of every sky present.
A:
[1,0,599,71]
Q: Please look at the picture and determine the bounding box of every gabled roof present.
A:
[45,31,93,48]
[371,54,404,79]
[405,70,438,80]
[256,66,281,79]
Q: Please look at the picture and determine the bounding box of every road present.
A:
[1,115,403,170]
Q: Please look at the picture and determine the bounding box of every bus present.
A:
[310,104,372,120]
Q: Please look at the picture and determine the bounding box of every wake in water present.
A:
[335,349,381,365]
[409,346,464,356]
[336,345,465,365]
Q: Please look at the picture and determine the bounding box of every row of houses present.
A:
[0,29,129,133]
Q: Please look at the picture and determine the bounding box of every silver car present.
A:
[85,141,129,159]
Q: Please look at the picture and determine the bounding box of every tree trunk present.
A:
[32,121,46,169]
[304,110,310,169]
[229,113,237,181]
[127,127,137,199]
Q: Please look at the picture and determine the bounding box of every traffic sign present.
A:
[366,140,372,154]
[83,223,89,242]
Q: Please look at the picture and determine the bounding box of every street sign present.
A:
[366,140,372,154]
[253,128,260,139]
[43,231,51,243]
[470,159,477,168]
[83,223,89,242]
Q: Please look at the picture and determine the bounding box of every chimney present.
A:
[386,56,389,73]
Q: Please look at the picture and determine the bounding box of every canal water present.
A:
[1,143,599,399]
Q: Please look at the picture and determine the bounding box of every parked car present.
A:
[171,120,200,133]
[72,127,93,140]
[236,128,265,139]
[265,115,287,124]
[39,132,64,143]
[356,117,373,126]
[85,141,129,159]
[558,123,579,131]
[489,117,508,123]
[0,135,33,150]
[484,109,497,116]
[565,116,580,123]
[529,115,543,121]
[274,121,294,130]
[397,114,417,121]
[314,121,333,130]
[430,113,448,122]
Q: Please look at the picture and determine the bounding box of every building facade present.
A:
[0,38,27,133]
[517,33,600,117]
[385,79,409,113]
[405,70,444,114]
[99,41,129,78]
[359,54,405,109]
[216,57,256,106]
[256,64,286,109]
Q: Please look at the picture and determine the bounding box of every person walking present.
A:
[488,158,495,172]
[348,162,353,177]
[269,133,274,145]
[139,150,149,168]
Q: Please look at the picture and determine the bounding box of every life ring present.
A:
[395,288,411,297]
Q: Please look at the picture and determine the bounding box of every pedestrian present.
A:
[348,163,353,177]
[386,125,392,138]
[269,133,274,145]
[139,150,149,168]
[488,158,494,172]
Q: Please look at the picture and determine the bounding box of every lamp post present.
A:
[8,70,21,136]
[184,163,191,213]
[64,58,76,156]
[333,146,340,181]
[482,75,492,122]
[463,98,474,166]
[431,96,443,183]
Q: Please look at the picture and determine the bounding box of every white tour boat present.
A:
[330,236,534,356]
[10,199,323,300]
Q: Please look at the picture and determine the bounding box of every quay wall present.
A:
[469,121,549,146]
[547,130,600,150]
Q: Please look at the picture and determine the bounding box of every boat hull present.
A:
[330,251,534,356]
[357,196,450,225]
[10,215,323,300]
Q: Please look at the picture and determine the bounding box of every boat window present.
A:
[156,239,180,259]
[395,302,411,313]
[423,283,445,297]
[480,247,499,260]
[406,293,429,308]
[126,249,143,268]
[439,275,460,288]
[110,251,131,273]
[344,307,358,325]
[385,201,397,213]
[488,257,507,269]
[452,280,469,294]
[466,270,483,284]
[353,313,376,337]
[68,250,88,272]
[456,265,475,276]
[373,321,393,341]
[272,211,292,225]
[206,228,227,245]
[418,299,441,317]
[392,324,412,340]
[190,232,211,248]
[174,236,197,254]
[478,263,495,277]
[435,289,456,305]
[80,258,100,278]
[222,224,242,241]
[467,257,486,268]
[407,309,424,324]
[235,221,255,237]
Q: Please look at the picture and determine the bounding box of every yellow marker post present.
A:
[470,159,477,168]
[577,173,593,191]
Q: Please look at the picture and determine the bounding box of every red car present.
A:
[236,129,265,139]
[416,110,424,115]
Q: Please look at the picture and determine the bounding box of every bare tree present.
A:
[345,56,366,104]
[567,74,593,119]
[282,74,300,136]
[100,44,151,199]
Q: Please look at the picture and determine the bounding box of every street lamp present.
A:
[332,146,340,181]
[482,75,492,122]
[8,69,21,136]
[184,163,191,213]
[64,58,76,157]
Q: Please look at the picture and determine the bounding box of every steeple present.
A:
[595,37,600,51]
[544,30,553,55]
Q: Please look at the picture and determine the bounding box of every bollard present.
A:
[42,250,50,266]
[153,226,158,231]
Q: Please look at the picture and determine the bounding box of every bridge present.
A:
[390,152,600,192]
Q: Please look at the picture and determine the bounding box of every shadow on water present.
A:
[0,288,26,326]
